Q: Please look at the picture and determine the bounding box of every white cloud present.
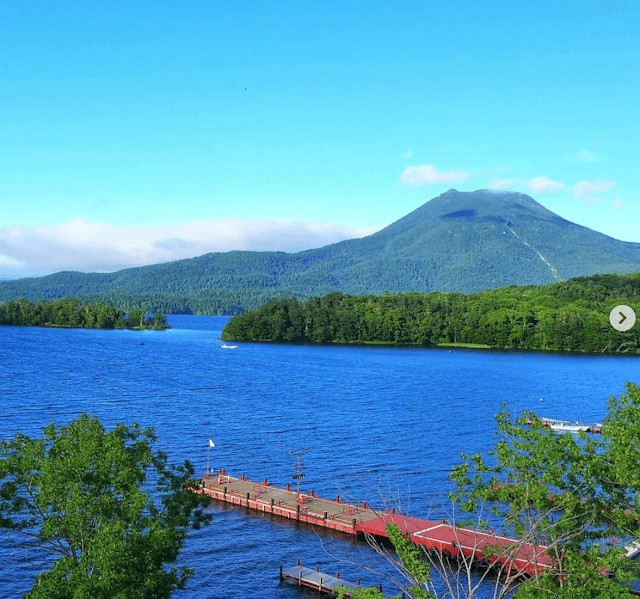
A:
[401,164,468,186]
[0,254,22,271]
[526,176,565,195]
[612,197,627,210]
[490,178,514,190]
[0,218,382,278]
[573,180,615,203]
[572,149,601,163]
[488,176,564,195]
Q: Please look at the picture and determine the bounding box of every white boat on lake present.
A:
[220,344,237,349]
[540,417,602,434]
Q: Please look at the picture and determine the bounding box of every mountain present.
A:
[2,189,640,312]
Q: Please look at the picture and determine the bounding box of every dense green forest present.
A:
[3,191,640,314]
[221,273,640,353]
[65,288,294,315]
[0,298,168,330]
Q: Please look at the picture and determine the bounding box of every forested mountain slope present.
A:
[2,189,640,313]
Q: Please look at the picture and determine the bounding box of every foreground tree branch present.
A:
[0,414,211,599]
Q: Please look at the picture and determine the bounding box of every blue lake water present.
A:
[1,315,639,597]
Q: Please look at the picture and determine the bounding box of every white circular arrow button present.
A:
[610,305,636,332]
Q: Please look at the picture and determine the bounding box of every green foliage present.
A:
[221,274,640,353]
[335,523,432,599]
[449,383,640,598]
[336,587,403,599]
[0,414,211,599]
[385,523,434,598]
[338,384,640,598]
[3,190,640,314]
[0,298,169,330]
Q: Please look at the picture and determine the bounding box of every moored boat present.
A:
[539,417,602,434]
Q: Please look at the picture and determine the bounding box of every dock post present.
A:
[279,565,283,581]
[271,498,275,511]
[324,511,328,520]
[296,558,300,566]
[296,504,300,521]
[246,492,250,506]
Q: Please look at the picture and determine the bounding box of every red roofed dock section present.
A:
[198,470,552,577]
[358,514,552,576]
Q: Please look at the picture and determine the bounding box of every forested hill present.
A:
[2,189,640,314]
[221,273,640,354]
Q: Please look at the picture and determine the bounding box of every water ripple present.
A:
[0,316,637,598]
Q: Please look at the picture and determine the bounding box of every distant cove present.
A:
[221,274,640,354]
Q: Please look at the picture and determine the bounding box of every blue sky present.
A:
[1,0,638,277]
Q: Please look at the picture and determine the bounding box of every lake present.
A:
[1,315,638,598]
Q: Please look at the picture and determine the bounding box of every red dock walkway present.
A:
[198,469,552,577]
[361,513,551,575]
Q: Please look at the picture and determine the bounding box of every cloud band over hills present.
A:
[0,219,381,278]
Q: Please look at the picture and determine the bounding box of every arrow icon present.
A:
[610,305,636,332]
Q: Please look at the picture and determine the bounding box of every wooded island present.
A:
[0,298,168,330]
[221,273,640,353]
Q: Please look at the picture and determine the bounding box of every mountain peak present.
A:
[2,189,640,310]
[378,189,554,239]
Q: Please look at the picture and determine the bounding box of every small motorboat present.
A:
[539,417,602,434]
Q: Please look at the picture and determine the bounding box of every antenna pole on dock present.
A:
[289,448,309,497]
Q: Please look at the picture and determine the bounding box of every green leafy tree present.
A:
[0,414,210,599]
[448,383,640,598]
[151,312,168,330]
[126,309,145,329]
[343,384,640,599]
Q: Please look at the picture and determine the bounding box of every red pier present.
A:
[199,469,552,577]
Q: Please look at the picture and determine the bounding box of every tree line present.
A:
[0,297,168,330]
[68,288,290,315]
[221,273,640,353]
